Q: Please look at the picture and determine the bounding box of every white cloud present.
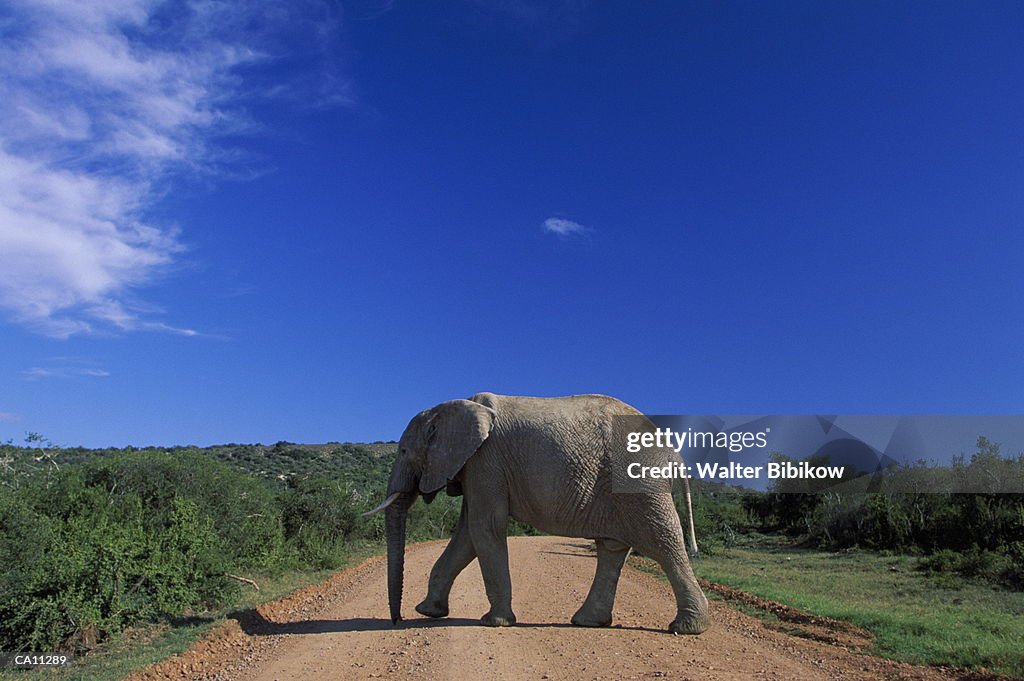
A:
[23,366,111,380]
[542,217,588,236]
[0,412,21,423]
[0,0,346,337]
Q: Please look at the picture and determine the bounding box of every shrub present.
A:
[77,450,286,570]
[677,484,752,555]
[278,477,363,568]
[0,451,289,651]
[405,493,462,542]
[0,479,232,651]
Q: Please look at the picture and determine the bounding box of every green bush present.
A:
[676,484,752,555]
[919,548,962,574]
[738,439,1024,590]
[405,494,463,542]
[278,477,364,568]
[0,451,291,651]
[918,545,1023,589]
[76,450,286,570]
[0,480,232,651]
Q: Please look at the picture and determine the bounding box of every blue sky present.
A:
[1,1,1022,447]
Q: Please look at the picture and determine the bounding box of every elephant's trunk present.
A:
[385,492,415,625]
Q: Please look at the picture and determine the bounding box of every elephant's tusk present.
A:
[362,491,401,517]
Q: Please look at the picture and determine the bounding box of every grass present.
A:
[671,535,1024,677]
[0,543,381,681]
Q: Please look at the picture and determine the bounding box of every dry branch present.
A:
[224,573,260,591]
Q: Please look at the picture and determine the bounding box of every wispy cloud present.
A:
[542,217,588,237]
[0,412,21,424]
[0,0,347,338]
[22,366,111,380]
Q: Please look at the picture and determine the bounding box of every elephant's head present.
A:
[367,399,495,624]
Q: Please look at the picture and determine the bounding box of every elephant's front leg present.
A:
[467,493,516,626]
[416,501,476,618]
[572,538,631,627]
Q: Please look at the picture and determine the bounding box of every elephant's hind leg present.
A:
[416,501,476,618]
[572,538,630,627]
[633,532,710,635]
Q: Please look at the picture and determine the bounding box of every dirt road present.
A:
[131,537,985,681]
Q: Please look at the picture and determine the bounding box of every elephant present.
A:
[365,392,710,635]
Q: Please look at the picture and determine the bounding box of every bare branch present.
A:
[224,573,260,591]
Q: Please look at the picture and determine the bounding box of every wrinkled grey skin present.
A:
[384,392,710,635]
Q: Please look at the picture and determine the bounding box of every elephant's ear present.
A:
[420,399,496,494]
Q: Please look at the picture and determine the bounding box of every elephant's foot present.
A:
[668,613,710,635]
[481,609,517,627]
[414,598,449,619]
[571,606,612,628]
